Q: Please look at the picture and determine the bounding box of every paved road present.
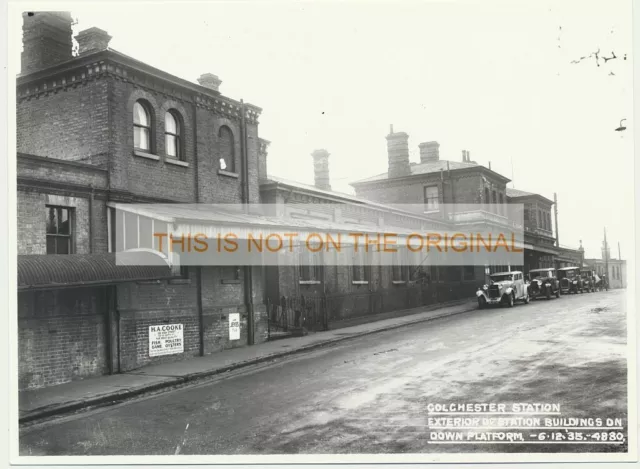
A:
[20,290,628,455]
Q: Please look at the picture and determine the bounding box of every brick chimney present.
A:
[21,11,74,75]
[466,150,477,164]
[418,141,440,163]
[258,138,270,180]
[312,149,331,190]
[75,27,112,55]
[387,126,411,178]
[197,73,222,92]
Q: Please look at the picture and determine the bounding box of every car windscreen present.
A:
[490,274,513,283]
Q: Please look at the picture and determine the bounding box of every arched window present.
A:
[484,188,490,210]
[133,100,152,151]
[499,193,504,216]
[492,190,497,213]
[165,110,183,160]
[218,125,235,172]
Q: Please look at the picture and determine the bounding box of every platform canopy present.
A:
[18,252,177,291]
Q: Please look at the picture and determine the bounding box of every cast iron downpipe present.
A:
[240,100,255,345]
[193,101,205,356]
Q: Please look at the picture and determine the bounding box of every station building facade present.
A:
[15,11,594,390]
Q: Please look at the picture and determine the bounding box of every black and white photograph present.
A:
[4,0,637,464]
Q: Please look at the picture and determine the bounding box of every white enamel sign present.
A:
[229,313,240,340]
[149,324,184,357]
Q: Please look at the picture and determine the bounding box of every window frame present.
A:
[45,205,74,255]
[424,185,440,212]
[133,100,154,153]
[218,125,236,173]
[164,110,184,161]
[391,248,406,282]
[299,249,323,283]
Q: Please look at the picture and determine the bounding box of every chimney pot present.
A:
[418,141,440,163]
[75,27,112,55]
[198,73,222,92]
[312,149,331,190]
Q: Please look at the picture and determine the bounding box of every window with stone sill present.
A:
[424,185,439,211]
[218,125,235,172]
[392,249,406,281]
[134,100,154,152]
[165,110,184,161]
[299,250,322,282]
[352,248,370,282]
[46,205,74,254]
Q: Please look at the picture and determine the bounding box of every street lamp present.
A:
[615,119,627,132]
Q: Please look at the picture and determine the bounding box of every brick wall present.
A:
[18,288,109,390]
[109,80,197,201]
[17,190,97,255]
[116,274,199,371]
[17,78,110,164]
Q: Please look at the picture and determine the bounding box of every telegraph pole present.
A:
[553,193,559,247]
[604,227,609,281]
[618,241,621,260]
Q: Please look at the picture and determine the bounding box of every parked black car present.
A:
[558,266,583,294]
[527,267,561,299]
[580,268,596,293]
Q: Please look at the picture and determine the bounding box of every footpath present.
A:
[19,298,476,424]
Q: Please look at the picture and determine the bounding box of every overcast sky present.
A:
[9,0,633,260]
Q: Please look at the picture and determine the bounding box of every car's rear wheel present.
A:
[546,289,551,300]
[555,289,560,298]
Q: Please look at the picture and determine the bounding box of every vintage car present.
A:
[476,271,529,309]
[580,268,597,293]
[558,266,584,294]
[527,267,561,299]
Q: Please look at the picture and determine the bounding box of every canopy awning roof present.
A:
[18,252,177,291]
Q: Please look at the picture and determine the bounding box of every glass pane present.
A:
[135,127,150,150]
[57,237,70,254]
[134,102,149,126]
[166,134,177,157]
[139,216,153,249]
[165,112,177,134]
[46,207,57,234]
[58,208,70,235]
[124,212,139,250]
[46,236,56,254]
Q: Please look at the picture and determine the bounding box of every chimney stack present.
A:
[312,149,331,190]
[75,27,112,55]
[419,141,440,164]
[258,138,270,181]
[387,126,411,178]
[21,11,74,75]
[197,73,222,92]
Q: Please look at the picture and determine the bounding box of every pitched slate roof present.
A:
[506,188,536,198]
[351,159,489,185]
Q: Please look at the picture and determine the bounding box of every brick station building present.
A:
[16,11,588,390]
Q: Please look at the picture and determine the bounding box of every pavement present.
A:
[19,289,628,456]
[19,297,476,424]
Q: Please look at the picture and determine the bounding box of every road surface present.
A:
[20,290,628,455]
